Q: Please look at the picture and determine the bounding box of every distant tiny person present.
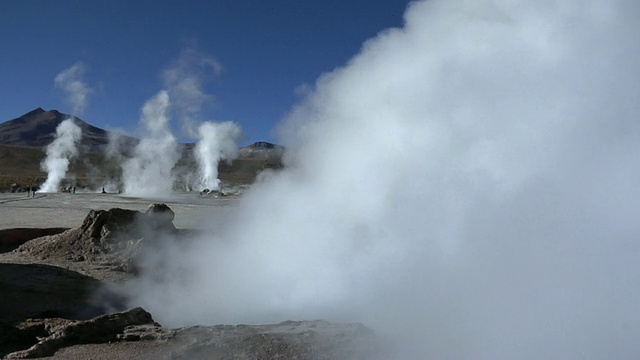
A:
[101,187,107,194]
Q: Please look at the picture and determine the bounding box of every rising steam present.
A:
[123,0,640,358]
[54,62,91,115]
[122,91,180,196]
[194,121,242,190]
[163,46,223,136]
[40,62,90,192]
[40,119,82,192]
[115,47,233,196]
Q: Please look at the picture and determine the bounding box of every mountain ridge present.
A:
[0,108,135,148]
[0,108,282,158]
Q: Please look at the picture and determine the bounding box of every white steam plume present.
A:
[194,121,242,191]
[123,1,640,358]
[40,119,82,192]
[122,91,180,196]
[163,47,222,136]
[54,62,91,115]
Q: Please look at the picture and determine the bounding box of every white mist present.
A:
[40,118,82,192]
[122,91,180,196]
[124,1,640,358]
[194,121,242,191]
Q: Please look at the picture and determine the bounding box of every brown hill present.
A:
[1,108,283,158]
[0,108,137,148]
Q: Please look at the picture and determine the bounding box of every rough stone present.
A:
[14,204,177,272]
[4,307,162,359]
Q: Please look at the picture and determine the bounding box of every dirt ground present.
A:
[0,192,388,359]
[0,192,235,229]
[0,191,236,284]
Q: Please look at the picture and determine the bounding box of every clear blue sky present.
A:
[0,0,409,144]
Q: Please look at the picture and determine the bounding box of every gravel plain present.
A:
[0,192,235,230]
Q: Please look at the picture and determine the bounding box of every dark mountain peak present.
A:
[248,141,277,149]
[49,109,65,117]
[0,108,126,148]
[21,108,66,120]
[24,107,46,117]
[239,141,284,159]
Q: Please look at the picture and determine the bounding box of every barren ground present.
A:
[0,192,386,359]
[0,192,234,230]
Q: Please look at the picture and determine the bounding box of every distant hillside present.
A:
[0,143,283,191]
[0,108,283,159]
[0,108,137,148]
[239,141,285,158]
[0,109,284,190]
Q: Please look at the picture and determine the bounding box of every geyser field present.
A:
[2,0,640,359]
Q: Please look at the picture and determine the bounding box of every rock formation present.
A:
[15,204,177,272]
[2,307,169,359]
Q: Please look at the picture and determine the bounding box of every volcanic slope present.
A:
[0,108,136,148]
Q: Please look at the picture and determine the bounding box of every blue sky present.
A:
[0,0,409,144]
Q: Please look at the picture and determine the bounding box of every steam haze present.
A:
[162,46,223,136]
[123,1,640,358]
[54,61,91,115]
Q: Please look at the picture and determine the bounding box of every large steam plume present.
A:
[194,121,242,190]
[40,119,82,192]
[40,62,90,192]
[123,1,640,358]
[121,91,180,196]
[115,47,233,195]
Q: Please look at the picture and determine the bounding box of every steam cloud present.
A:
[123,1,640,358]
[194,121,242,191]
[54,62,91,115]
[40,119,82,192]
[116,47,236,196]
[122,91,180,196]
[162,46,223,136]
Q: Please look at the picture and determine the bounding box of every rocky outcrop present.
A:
[1,310,389,359]
[14,204,177,272]
[3,307,169,359]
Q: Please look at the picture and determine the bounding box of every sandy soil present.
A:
[0,192,237,285]
[0,192,235,230]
